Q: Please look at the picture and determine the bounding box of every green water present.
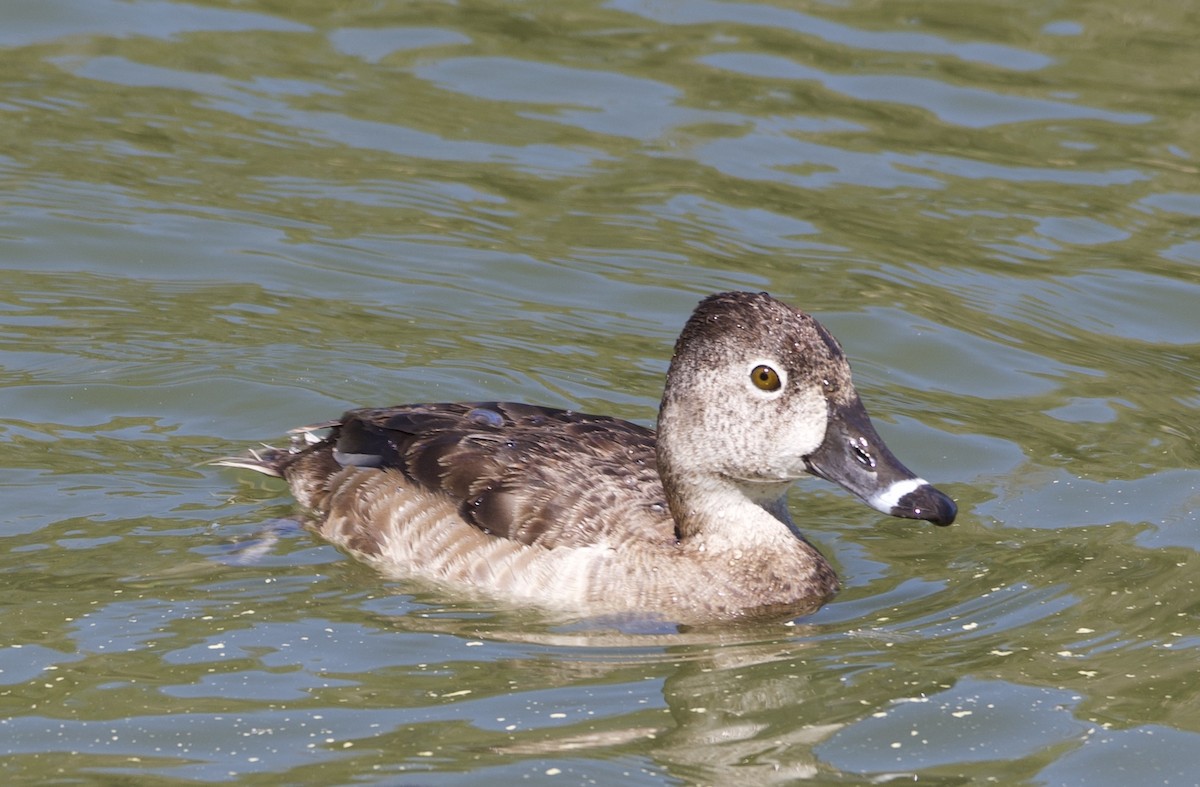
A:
[3,0,1199,783]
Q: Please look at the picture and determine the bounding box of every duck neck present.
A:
[657,465,838,612]
[663,472,796,546]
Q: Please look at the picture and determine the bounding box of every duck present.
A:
[218,291,956,622]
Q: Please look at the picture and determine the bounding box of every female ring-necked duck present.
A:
[219,292,955,622]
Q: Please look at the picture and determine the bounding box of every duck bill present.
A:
[804,396,956,526]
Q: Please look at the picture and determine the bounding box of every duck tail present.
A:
[211,445,291,478]
[212,422,336,478]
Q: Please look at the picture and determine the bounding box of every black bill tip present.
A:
[888,481,957,526]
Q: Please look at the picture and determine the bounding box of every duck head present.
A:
[656,291,956,528]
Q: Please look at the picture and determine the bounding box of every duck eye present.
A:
[750,364,781,392]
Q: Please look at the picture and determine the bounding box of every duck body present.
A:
[220,292,955,623]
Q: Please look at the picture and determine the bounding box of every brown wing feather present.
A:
[327,402,676,549]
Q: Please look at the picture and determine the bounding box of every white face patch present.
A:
[868,477,928,514]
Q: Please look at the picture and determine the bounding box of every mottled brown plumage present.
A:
[322,402,673,550]
[218,292,956,622]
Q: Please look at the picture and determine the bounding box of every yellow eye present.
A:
[750,364,781,392]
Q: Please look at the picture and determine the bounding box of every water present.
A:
[2,0,1199,783]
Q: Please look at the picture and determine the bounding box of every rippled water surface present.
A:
[3,0,1199,783]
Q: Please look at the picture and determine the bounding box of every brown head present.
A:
[656,292,955,534]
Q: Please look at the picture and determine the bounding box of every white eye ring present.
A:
[747,360,787,396]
